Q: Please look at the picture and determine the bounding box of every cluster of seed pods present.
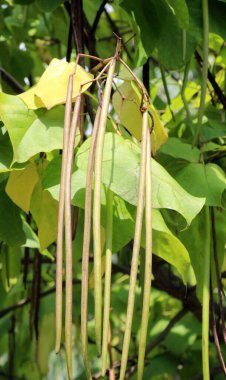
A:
[55,39,154,380]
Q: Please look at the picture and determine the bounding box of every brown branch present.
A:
[93,307,187,379]
[146,308,187,354]
[210,275,226,375]
[0,67,24,94]
[142,58,150,95]
[66,21,73,62]
[29,251,42,339]
[191,366,223,380]
[0,279,81,319]
[71,0,84,59]
[103,8,133,62]
[91,0,108,34]
[195,50,226,109]
[210,207,226,342]
[152,257,202,321]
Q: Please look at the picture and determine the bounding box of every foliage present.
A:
[0,0,226,380]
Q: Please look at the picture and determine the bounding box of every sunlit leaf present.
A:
[75,133,205,225]
[152,210,190,283]
[0,93,79,163]
[30,181,58,250]
[112,81,168,151]
[6,163,39,213]
[159,137,200,162]
[19,58,93,109]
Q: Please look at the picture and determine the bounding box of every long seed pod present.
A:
[137,124,153,380]
[119,109,148,380]
[64,92,82,380]
[81,106,101,379]
[55,74,74,353]
[93,57,116,355]
[202,206,211,380]
[101,188,114,376]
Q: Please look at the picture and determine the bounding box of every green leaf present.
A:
[164,312,201,354]
[22,219,40,249]
[0,130,13,172]
[209,0,226,40]
[0,244,21,292]
[0,181,25,246]
[37,313,55,374]
[75,133,205,225]
[0,93,36,163]
[165,0,189,29]
[142,209,190,283]
[159,137,200,162]
[16,106,78,163]
[177,208,226,299]
[122,0,202,69]
[30,181,58,250]
[173,162,226,206]
[6,163,39,212]
[36,0,63,12]
[0,93,78,163]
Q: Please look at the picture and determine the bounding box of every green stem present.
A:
[159,64,175,121]
[81,107,101,380]
[119,110,148,380]
[182,29,187,63]
[64,93,82,380]
[193,0,209,146]
[202,206,211,380]
[55,74,73,353]
[181,60,192,123]
[101,188,114,376]
[137,127,152,380]
[93,57,116,355]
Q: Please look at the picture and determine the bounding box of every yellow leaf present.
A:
[30,181,58,250]
[6,163,39,213]
[18,58,93,110]
[112,81,168,151]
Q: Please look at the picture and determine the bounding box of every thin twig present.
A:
[210,207,226,342]
[91,0,108,34]
[195,50,226,109]
[210,275,226,375]
[0,279,81,319]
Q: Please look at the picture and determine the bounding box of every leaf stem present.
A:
[193,0,209,146]
[64,92,82,379]
[93,57,116,355]
[119,110,148,380]
[137,126,152,380]
[102,188,114,376]
[81,106,101,380]
[181,60,192,122]
[159,64,175,121]
[202,206,211,380]
[55,74,73,354]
